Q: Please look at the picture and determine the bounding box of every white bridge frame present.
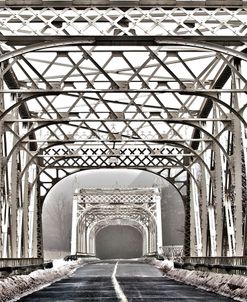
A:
[0,1,246,260]
[71,188,162,256]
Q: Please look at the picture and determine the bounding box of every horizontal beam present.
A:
[0,1,244,8]
[0,88,246,93]
[3,35,247,46]
[23,139,211,143]
[41,165,182,169]
[38,153,195,158]
[5,118,230,123]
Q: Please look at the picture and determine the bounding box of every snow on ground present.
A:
[152,258,174,272]
[0,258,84,302]
[153,259,247,302]
[3,257,247,301]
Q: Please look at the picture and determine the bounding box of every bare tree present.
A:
[43,192,72,251]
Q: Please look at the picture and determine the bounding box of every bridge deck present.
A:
[18,259,233,301]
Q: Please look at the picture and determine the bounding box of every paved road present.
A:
[18,259,233,301]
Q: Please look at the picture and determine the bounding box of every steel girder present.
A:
[0,1,244,8]
[0,5,246,259]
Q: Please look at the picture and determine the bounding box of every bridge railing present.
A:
[184,257,247,266]
[0,258,52,277]
[161,245,184,260]
[180,257,247,275]
[0,258,43,268]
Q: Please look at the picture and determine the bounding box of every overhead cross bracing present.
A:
[0,4,246,261]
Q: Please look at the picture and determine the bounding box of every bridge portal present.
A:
[71,188,162,256]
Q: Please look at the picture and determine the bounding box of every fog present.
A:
[96,225,143,259]
[42,169,184,254]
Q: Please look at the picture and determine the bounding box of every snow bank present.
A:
[0,259,82,302]
[150,258,247,301]
[152,258,174,272]
[153,260,247,302]
[165,267,247,301]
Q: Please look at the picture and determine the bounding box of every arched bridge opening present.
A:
[41,169,185,259]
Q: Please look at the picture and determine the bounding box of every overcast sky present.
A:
[42,169,184,253]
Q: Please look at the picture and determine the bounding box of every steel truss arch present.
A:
[77,206,157,227]
[40,166,187,203]
[4,116,232,169]
[19,140,212,179]
[3,118,231,213]
[1,4,247,260]
[181,91,247,127]
[1,91,245,126]
[36,159,192,201]
[0,38,247,64]
[93,219,145,237]
[4,115,234,217]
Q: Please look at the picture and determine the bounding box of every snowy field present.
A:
[0,259,83,302]
[153,259,247,302]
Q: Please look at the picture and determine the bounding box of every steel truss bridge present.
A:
[0,0,247,264]
[71,188,162,256]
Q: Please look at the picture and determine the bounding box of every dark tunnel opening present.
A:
[95,225,143,259]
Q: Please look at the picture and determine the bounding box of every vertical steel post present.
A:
[199,162,208,256]
[231,113,243,255]
[154,188,163,252]
[231,59,243,255]
[84,224,87,253]
[191,165,202,256]
[36,177,44,258]
[22,153,30,258]
[144,226,149,254]
[0,60,3,257]
[71,194,78,255]
[183,193,191,256]
[10,106,19,258]
[242,126,247,255]
[17,207,23,258]
[201,129,217,256]
[28,165,37,257]
[213,105,224,256]
[213,148,224,256]
[220,143,236,256]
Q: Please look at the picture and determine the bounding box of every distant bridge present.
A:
[71,188,162,256]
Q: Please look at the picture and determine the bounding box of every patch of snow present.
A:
[152,258,174,272]
[165,268,247,301]
[52,258,70,269]
[0,259,82,302]
[150,258,247,301]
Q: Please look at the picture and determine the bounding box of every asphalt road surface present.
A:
[18,259,233,301]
